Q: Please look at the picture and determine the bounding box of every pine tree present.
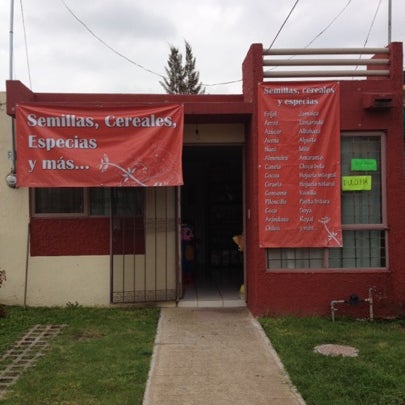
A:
[160,41,205,94]
[160,46,186,94]
[184,41,205,94]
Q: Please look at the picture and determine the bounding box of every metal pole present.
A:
[9,0,15,79]
[8,0,17,177]
[388,0,392,43]
[109,188,114,303]
[23,224,30,307]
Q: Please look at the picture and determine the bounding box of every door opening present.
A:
[181,146,244,304]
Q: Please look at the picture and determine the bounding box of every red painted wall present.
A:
[30,217,145,256]
[30,218,110,256]
[243,43,405,317]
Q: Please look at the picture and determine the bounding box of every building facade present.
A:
[1,43,404,317]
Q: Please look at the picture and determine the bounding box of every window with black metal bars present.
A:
[267,133,386,270]
[33,187,143,218]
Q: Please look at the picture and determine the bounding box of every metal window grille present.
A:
[34,187,84,214]
[267,132,387,270]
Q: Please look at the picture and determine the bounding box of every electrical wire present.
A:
[60,0,164,79]
[266,0,300,50]
[203,79,241,88]
[264,0,354,72]
[206,0,301,87]
[303,0,352,48]
[354,0,383,70]
[58,0,383,90]
[19,0,32,88]
[60,0,236,89]
[210,0,350,85]
[363,0,383,47]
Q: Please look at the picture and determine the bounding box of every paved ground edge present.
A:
[249,313,307,405]
[142,308,164,405]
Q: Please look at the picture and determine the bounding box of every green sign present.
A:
[351,159,377,171]
[342,176,372,191]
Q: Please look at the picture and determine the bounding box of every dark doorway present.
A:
[181,146,244,300]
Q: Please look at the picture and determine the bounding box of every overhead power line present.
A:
[20,0,32,88]
[267,0,300,50]
[60,0,164,79]
[58,0,387,90]
[363,0,383,47]
[354,0,383,70]
[203,79,242,88]
[262,0,354,73]
[304,0,352,48]
[60,0,237,90]
[206,0,300,87]
[203,1,353,87]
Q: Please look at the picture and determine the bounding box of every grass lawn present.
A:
[1,306,403,405]
[259,316,405,405]
[0,305,160,405]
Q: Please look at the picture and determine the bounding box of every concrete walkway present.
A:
[143,307,306,405]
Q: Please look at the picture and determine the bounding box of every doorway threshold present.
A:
[178,282,246,308]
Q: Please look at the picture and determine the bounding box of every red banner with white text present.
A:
[16,104,184,187]
[258,81,342,247]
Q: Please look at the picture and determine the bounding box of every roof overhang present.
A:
[6,80,253,124]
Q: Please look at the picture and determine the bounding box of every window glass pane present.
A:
[266,133,385,271]
[112,188,144,217]
[89,188,111,216]
[341,137,381,224]
[328,230,386,268]
[35,188,84,214]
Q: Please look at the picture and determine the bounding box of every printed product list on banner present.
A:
[258,82,342,248]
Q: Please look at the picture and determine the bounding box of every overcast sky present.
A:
[0,0,404,95]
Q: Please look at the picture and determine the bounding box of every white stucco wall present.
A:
[0,92,29,305]
[25,256,110,306]
[0,93,112,307]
